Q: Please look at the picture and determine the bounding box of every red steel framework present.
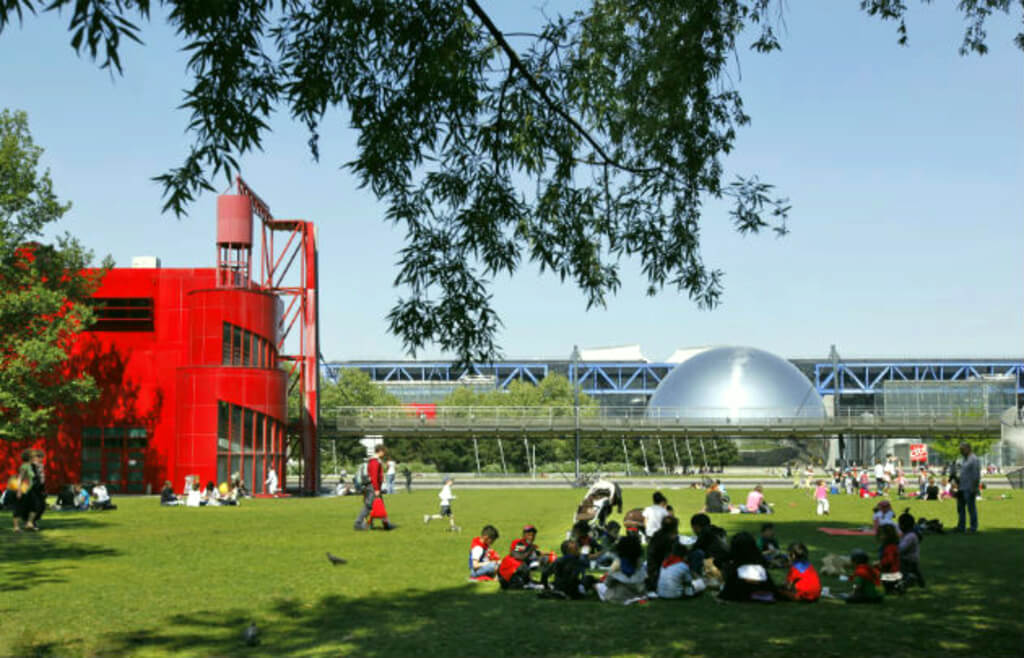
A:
[234,176,320,494]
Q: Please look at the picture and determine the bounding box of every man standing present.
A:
[385,458,397,495]
[354,444,393,530]
[873,460,886,494]
[954,442,981,534]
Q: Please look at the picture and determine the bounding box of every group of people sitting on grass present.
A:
[52,482,117,511]
[697,480,774,515]
[466,490,928,605]
[161,478,245,507]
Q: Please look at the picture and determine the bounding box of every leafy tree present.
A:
[927,436,1000,462]
[1,1,1018,364]
[287,368,401,470]
[0,109,103,440]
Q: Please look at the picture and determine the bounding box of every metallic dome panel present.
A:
[646,346,825,420]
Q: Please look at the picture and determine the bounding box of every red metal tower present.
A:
[228,176,320,494]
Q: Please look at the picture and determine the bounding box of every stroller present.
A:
[573,479,623,532]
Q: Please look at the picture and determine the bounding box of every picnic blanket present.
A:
[817,527,874,536]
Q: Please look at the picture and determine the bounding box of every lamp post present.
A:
[571,344,581,484]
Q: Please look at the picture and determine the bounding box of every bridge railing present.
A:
[329,405,1012,434]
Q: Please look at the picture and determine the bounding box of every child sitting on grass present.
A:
[842,550,883,604]
[779,542,821,602]
[592,521,621,568]
[876,524,902,594]
[897,509,925,588]
[468,525,501,580]
[540,539,595,599]
[656,541,705,599]
[498,525,553,590]
[758,523,788,568]
[595,533,647,603]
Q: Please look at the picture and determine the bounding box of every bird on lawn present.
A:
[326,552,348,565]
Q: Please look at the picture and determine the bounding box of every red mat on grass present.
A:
[252,493,292,499]
[817,527,874,536]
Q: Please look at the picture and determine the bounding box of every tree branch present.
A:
[464,0,659,176]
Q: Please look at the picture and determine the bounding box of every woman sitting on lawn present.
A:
[596,533,646,603]
[719,531,776,603]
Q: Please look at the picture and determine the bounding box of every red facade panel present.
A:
[0,267,288,495]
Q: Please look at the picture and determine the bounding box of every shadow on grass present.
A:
[94,527,1024,657]
[0,525,121,592]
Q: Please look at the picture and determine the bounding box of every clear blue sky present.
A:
[0,1,1020,362]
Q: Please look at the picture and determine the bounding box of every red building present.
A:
[0,183,319,495]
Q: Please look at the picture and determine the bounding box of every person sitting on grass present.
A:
[217,482,240,506]
[719,531,776,603]
[939,477,954,500]
[540,539,595,600]
[569,520,606,567]
[897,509,925,588]
[924,477,940,501]
[689,513,729,576]
[498,525,550,590]
[160,480,181,506]
[592,521,621,568]
[779,542,821,602]
[656,541,705,600]
[54,484,77,510]
[758,523,788,569]
[91,482,117,511]
[876,524,903,594]
[595,533,647,603]
[842,549,883,604]
[872,500,896,532]
[703,482,727,514]
[186,482,202,507]
[642,491,670,538]
[201,481,219,506]
[743,484,771,514]
[469,525,502,580]
[645,516,680,593]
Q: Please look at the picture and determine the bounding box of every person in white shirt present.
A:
[642,491,670,539]
[185,482,202,507]
[265,467,279,496]
[424,477,458,530]
[385,459,397,494]
[873,461,886,493]
[91,482,116,510]
[657,541,706,599]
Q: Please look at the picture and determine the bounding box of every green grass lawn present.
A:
[1,487,1022,657]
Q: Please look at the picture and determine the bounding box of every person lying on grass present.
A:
[540,539,596,600]
[778,542,821,602]
[469,525,502,580]
[656,541,705,600]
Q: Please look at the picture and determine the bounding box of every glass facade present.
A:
[81,427,148,493]
[222,321,275,368]
[217,400,284,494]
[880,377,1015,419]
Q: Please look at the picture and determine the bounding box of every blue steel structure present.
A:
[323,358,1024,399]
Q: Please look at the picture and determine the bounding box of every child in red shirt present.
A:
[876,524,902,593]
[780,542,821,602]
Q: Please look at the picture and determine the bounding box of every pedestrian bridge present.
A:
[325,406,1010,439]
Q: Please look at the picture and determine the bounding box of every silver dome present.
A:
[647,346,825,420]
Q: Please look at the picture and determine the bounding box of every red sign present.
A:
[909,443,928,462]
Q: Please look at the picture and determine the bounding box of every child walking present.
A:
[814,480,830,516]
[424,477,458,531]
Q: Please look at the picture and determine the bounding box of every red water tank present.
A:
[217,195,253,246]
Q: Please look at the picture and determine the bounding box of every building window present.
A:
[222,321,275,368]
[80,427,148,493]
[215,400,284,494]
[89,298,155,332]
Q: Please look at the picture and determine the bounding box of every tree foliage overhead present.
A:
[0,109,103,440]
[1,1,1019,365]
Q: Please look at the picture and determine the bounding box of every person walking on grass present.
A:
[12,449,39,532]
[424,477,458,531]
[354,444,394,531]
[954,442,980,534]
